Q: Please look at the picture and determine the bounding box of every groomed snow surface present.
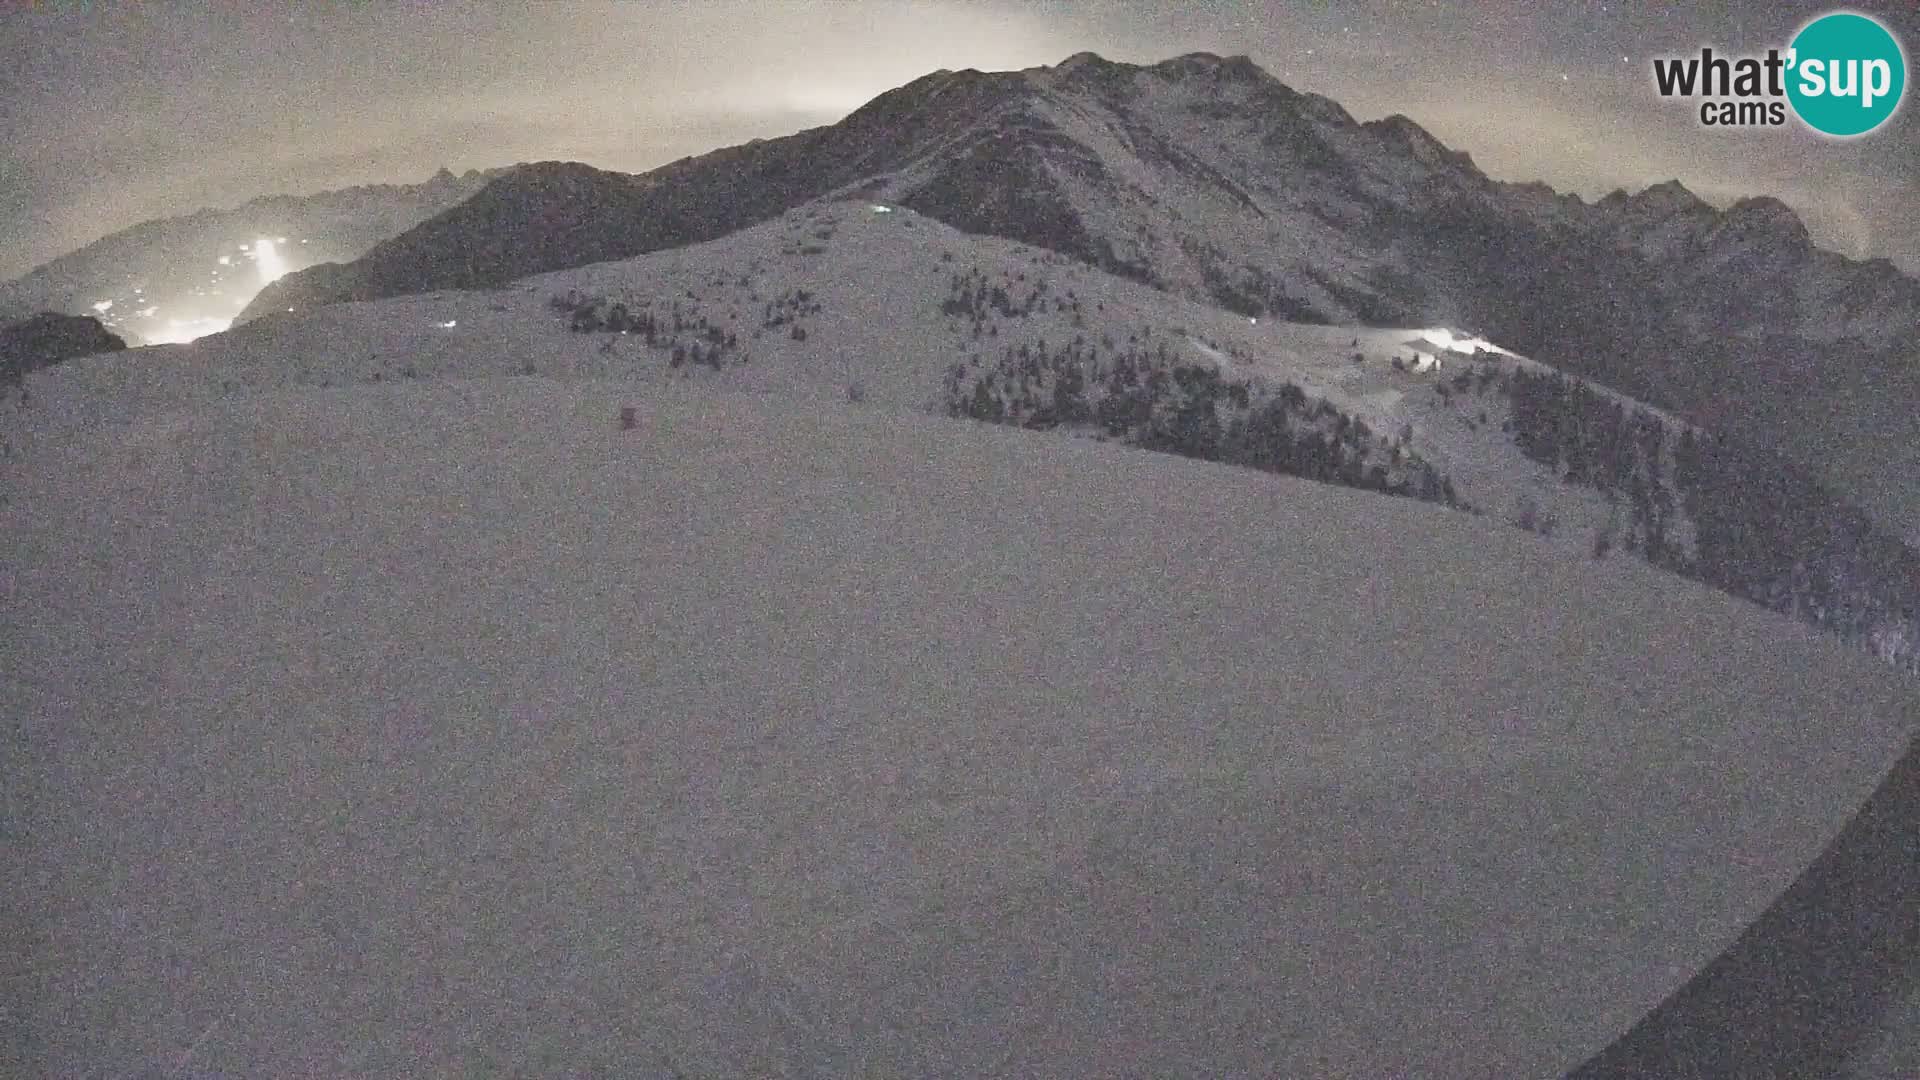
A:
[6,378,1913,1077]
[13,199,1685,567]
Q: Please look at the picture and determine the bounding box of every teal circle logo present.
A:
[1786,11,1906,136]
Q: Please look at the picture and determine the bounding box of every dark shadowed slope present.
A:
[1571,727,1917,1078]
[0,312,125,392]
[239,68,1036,320]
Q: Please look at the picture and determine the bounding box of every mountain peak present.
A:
[1365,113,1474,171]
[1153,52,1268,82]
[1039,50,1273,91]
[234,52,1912,363]
[1633,179,1709,213]
[1037,50,1136,94]
[1722,195,1811,246]
[1056,50,1115,72]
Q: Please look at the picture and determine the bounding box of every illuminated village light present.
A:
[253,237,289,284]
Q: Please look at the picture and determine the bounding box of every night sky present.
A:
[4,0,1917,281]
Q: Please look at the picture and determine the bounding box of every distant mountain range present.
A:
[242,52,1918,387]
[228,53,1920,545]
[19,190,1919,674]
[0,167,504,343]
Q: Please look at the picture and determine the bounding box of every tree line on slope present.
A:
[549,289,789,372]
[941,333,1464,511]
[1503,366,1680,563]
[1500,364,1920,670]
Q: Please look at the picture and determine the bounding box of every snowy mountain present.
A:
[36,198,1920,675]
[0,167,504,345]
[7,375,1913,1077]
[228,53,1920,553]
[241,53,1920,361]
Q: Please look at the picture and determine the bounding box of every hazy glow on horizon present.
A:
[253,237,289,284]
[144,316,233,344]
[85,234,312,345]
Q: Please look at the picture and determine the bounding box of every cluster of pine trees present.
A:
[1500,365,1920,669]
[1677,428,1920,661]
[547,290,744,371]
[1504,367,1679,564]
[939,267,1088,336]
[943,335,1462,510]
[760,288,821,332]
[1184,239,1321,322]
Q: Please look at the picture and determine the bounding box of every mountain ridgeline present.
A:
[0,168,504,342]
[924,319,1920,671]
[31,49,1920,672]
[242,52,1918,363]
[534,219,1920,673]
[237,51,1920,548]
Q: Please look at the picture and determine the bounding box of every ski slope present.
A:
[12,198,1670,562]
[6,377,1913,1077]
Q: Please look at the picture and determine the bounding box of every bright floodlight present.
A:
[254,237,290,284]
[145,316,232,345]
[1420,327,1503,355]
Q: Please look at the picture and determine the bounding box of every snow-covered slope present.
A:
[1572,719,1919,1078]
[6,377,1912,1078]
[242,52,1920,366]
[0,201,1619,588]
[17,198,1920,672]
[218,52,1920,597]
[4,201,1624,525]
